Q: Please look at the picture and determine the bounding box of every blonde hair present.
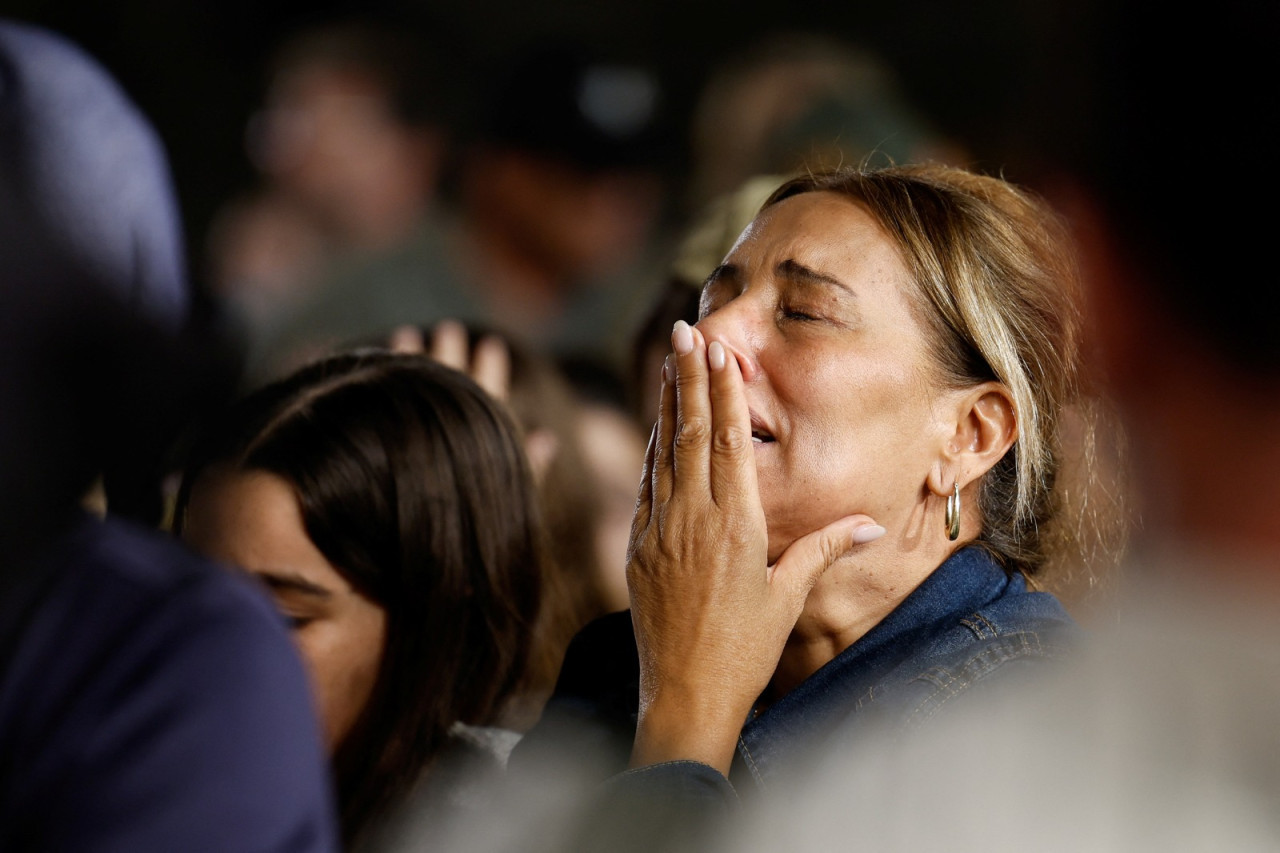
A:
[765,164,1117,579]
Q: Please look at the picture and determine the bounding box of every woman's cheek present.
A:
[292,618,385,752]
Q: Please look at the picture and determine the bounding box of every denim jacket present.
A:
[733,545,1076,790]
[508,546,1078,849]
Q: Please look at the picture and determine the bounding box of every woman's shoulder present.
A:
[925,548,1080,655]
[881,579,1081,732]
[957,575,1079,645]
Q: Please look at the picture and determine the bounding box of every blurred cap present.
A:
[480,41,670,172]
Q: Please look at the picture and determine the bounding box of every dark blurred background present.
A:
[3,0,1105,288]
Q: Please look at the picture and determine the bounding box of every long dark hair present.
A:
[174,350,544,843]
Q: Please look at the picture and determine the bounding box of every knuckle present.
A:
[712,423,751,454]
[819,532,849,568]
[675,364,705,389]
[821,536,842,565]
[655,537,682,564]
[625,538,658,576]
[674,417,711,450]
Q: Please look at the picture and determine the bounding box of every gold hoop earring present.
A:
[945,481,961,541]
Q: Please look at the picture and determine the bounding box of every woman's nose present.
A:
[695,302,761,381]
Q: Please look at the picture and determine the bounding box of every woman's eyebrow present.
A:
[703,263,736,288]
[253,569,332,598]
[778,259,854,295]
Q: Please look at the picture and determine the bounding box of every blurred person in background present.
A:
[444,39,674,374]
[205,17,453,376]
[0,19,337,850]
[175,351,545,849]
[557,355,650,615]
[1060,21,1280,586]
[391,322,635,686]
[685,33,967,213]
[255,38,675,385]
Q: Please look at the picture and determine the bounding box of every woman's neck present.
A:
[770,538,954,700]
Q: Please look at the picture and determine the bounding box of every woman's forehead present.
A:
[723,192,899,276]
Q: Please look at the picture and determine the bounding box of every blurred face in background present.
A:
[248,63,440,248]
[182,468,386,751]
[464,149,665,283]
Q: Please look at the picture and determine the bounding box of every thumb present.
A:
[771,516,885,604]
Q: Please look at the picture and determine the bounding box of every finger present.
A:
[771,516,886,607]
[471,335,512,402]
[672,320,711,493]
[631,424,657,542]
[389,324,426,354]
[429,319,470,372]
[651,353,677,508]
[705,339,757,508]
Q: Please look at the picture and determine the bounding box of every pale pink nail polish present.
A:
[708,341,726,370]
[850,524,886,545]
[672,320,694,355]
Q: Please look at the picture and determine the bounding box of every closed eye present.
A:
[780,303,823,322]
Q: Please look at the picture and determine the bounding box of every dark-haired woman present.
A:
[175,351,544,847]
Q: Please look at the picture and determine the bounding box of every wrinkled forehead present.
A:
[719,190,895,270]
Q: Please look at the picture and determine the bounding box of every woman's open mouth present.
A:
[749,411,776,445]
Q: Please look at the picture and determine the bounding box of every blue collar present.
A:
[734,546,1020,786]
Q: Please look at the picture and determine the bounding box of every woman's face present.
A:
[697,191,952,561]
[181,469,387,753]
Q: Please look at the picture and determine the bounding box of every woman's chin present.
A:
[765,520,812,565]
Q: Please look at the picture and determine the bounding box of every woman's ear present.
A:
[929,382,1017,494]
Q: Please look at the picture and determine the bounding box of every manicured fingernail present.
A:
[662,354,676,384]
[672,320,694,355]
[708,340,726,371]
[851,524,886,545]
